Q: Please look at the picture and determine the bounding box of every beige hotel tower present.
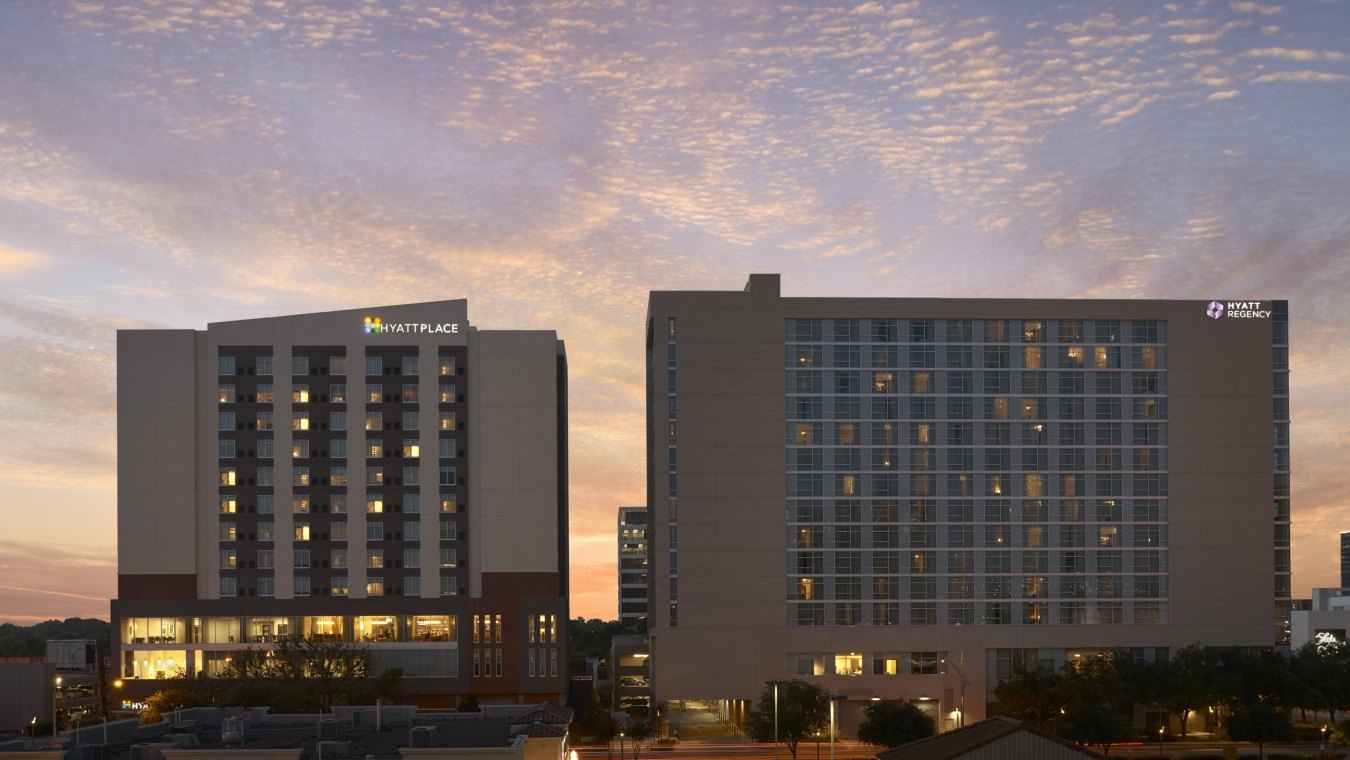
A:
[645,275,1289,731]
[112,300,569,706]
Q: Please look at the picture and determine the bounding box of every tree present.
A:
[745,680,828,760]
[1057,703,1132,758]
[1225,704,1294,760]
[458,695,481,712]
[625,719,653,760]
[568,618,632,659]
[994,667,1069,728]
[1150,644,1222,738]
[856,700,935,747]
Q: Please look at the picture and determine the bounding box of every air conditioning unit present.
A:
[318,719,345,740]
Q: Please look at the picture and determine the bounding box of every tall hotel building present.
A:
[646,275,1289,727]
[112,300,569,705]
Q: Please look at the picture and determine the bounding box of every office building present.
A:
[112,300,569,706]
[645,275,1289,729]
[1342,531,1350,589]
[617,506,649,629]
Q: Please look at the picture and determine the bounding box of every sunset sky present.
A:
[1,0,1348,624]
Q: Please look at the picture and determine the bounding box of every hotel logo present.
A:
[363,315,460,334]
[1207,301,1271,320]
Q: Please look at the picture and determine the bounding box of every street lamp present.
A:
[825,695,846,760]
[1322,724,1329,753]
[940,658,969,728]
[1157,725,1164,757]
[773,681,780,760]
[619,730,625,760]
[54,676,62,739]
[30,716,37,744]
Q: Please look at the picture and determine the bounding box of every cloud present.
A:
[1253,71,1350,83]
[1206,90,1240,100]
[0,243,49,277]
[1230,2,1283,15]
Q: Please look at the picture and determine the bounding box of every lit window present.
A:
[294,524,310,541]
[440,495,457,513]
[292,412,309,431]
[403,441,420,458]
[366,577,384,596]
[293,440,309,458]
[218,385,234,403]
[330,384,346,403]
[368,549,384,568]
[220,550,236,569]
[257,412,274,430]
[331,577,349,596]
[219,522,236,541]
[439,356,456,375]
[366,412,382,431]
[331,467,348,486]
[293,497,310,513]
[293,468,309,486]
[292,384,309,403]
[403,384,420,402]
[439,384,455,402]
[257,385,274,403]
[834,653,863,676]
[367,495,384,513]
[440,412,456,430]
[219,468,236,486]
[366,384,382,403]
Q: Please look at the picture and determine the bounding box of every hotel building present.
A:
[646,275,1289,729]
[112,300,569,706]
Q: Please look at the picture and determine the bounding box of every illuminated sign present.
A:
[1206,301,1271,319]
[364,316,460,335]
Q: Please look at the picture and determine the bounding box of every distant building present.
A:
[110,300,569,707]
[1342,531,1350,589]
[1292,587,1350,649]
[46,640,97,673]
[618,507,649,629]
[610,635,650,716]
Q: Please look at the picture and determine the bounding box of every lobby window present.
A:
[909,652,944,675]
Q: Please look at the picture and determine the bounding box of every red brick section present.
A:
[117,574,197,599]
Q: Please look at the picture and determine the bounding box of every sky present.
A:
[0,0,1348,625]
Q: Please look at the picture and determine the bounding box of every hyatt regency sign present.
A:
[1206,300,1271,319]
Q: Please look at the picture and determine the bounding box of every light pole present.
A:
[1157,725,1164,757]
[940,658,969,728]
[53,676,62,739]
[1322,724,1328,754]
[619,730,625,760]
[826,695,845,760]
[773,681,780,760]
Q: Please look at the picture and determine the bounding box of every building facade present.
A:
[645,275,1289,729]
[617,507,649,629]
[112,300,569,706]
[1342,531,1349,590]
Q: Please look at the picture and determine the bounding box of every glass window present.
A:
[365,357,382,376]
